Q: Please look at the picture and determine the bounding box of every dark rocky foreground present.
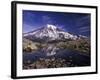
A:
[23,57,76,69]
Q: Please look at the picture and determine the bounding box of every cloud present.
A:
[23,23,41,33]
[42,16,53,24]
[76,15,90,27]
[78,15,90,22]
[57,24,66,31]
[78,26,90,33]
[79,26,89,30]
[76,15,90,33]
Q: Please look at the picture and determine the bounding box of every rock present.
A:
[23,58,76,69]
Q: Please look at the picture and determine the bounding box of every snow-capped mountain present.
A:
[23,24,86,42]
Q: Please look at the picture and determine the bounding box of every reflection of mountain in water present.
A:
[23,47,90,69]
[44,44,59,56]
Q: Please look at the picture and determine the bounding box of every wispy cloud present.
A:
[23,23,41,33]
[57,25,67,31]
[76,15,90,33]
[76,15,90,27]
[78,15,90,22]
[78,26,90,33]
[42,15,57,25]
[79,26,89,30]
[42,16,52,24]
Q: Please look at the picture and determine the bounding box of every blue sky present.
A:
[23,10,91,37]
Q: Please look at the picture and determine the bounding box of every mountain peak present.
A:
[46,24,57,30]
[24,24,88,42]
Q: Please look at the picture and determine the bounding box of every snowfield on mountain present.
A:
[23,24,87,42]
